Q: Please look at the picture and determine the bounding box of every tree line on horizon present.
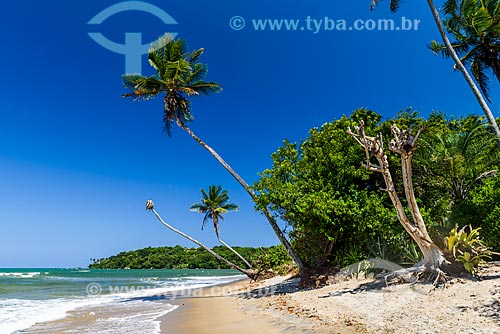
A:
[120,0,500,283]
[88,245,290,272]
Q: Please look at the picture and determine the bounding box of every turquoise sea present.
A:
[0,268,243,334]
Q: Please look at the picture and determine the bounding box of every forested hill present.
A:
[88,245,281,269]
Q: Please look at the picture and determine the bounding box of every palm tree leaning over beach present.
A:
[145,199,255,279]
[370,0,500,145]
[122,34,306,272]
[190,185,253,269]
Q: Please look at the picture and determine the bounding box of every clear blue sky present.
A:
[1,1,499,267]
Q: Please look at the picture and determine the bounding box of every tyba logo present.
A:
[88,1,177,74]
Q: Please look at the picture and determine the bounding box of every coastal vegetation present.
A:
[122,1,500,283]
[255,109,499,276]
[88,245,291,271]
[145,200,256,279]
[122,34,305,272]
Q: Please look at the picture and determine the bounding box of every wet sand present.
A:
[161,264,500,334]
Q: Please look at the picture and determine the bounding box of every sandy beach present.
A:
[161,276,331,334]
[11,264,499,334]
[162,263,500,334]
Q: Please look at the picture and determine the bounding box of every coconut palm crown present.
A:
[190,185,239,239]
[122,34,222,136]
[429,0,500,102]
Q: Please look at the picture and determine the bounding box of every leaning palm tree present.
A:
[145,199,255,279]
[123,34,306,272]
[190,185,252,269]
[370,0,500,144]
[429,0,500,103]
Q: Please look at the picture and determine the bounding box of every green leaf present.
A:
[472,6,493,34]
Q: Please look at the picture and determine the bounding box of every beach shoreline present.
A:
[159,275,352,334]
[8,264,500,334]
[160,263,500,334]
[160,277,294,334]
[4,269,246,334]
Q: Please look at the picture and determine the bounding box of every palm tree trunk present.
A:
[177,120,307,272]
[218,237,253,269]
[427,0,500,146]
[148,203,254,279]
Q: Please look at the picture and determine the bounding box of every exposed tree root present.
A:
[381,265,449,287]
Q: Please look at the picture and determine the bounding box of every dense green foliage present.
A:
[251,244,296,275]
[459,174,500,247]
[254,109,402,268]
[254,109,500,269]
[412,113,500,249]
[88,245,290,270]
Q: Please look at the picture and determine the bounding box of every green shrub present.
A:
[251,245,294,275]
[444,225,491,274]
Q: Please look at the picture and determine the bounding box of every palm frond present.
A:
[190,203,207,212]
[370,0,402,12]
[164,60,193,84]
[201,213,209,230]
[222,203,239,211]
[459,45,482,67]
[370,0,383,11]
[187,63,209,85]
[471,57,492,102]
[429,40,449,56]
[122,75,165,100]
[446,16,466,36]
[389,0,402,12]
[188,81,223,95]
[471,6,493,35]
[443,0,461,16]
[186,48,205,64]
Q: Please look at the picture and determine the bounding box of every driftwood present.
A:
[347,122,446,283]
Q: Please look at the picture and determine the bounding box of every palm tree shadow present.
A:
[317,279,390,298]
[237,278,310,299]
[480,274,500,281]
[237,275,399,300]
[457,299,500,324]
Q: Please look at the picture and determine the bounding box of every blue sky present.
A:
[1,1,499,267]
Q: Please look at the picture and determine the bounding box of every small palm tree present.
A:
[418,116,498,202]
[145,199,255,279]
[190,185,252,268]
[123,34,306,272]
[429,0,500,102]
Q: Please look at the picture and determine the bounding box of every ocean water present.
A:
[0,268,244,334]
